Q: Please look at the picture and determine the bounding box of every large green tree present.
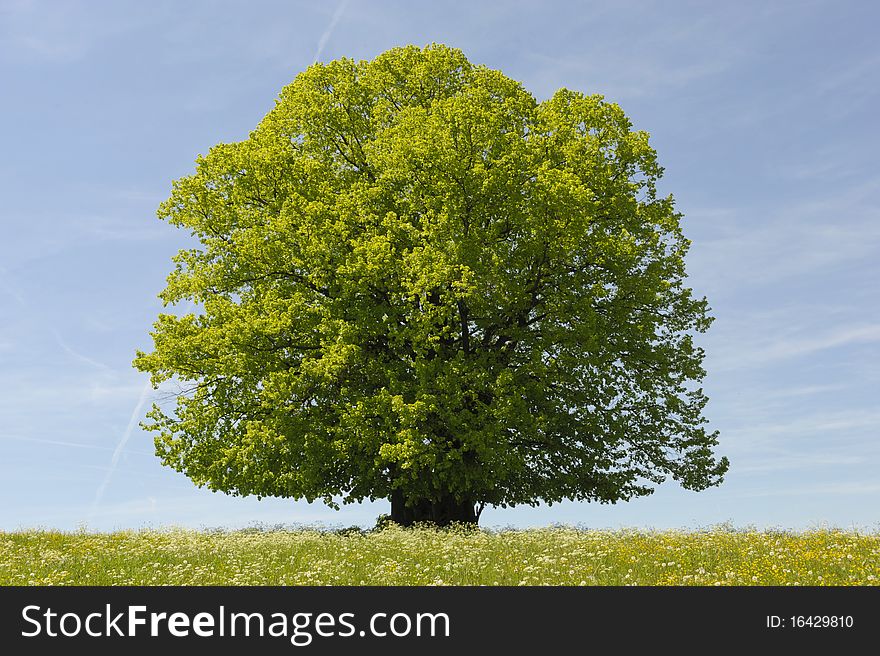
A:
[134,44,727,526]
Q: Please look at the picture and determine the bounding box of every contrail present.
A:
[312,0,348,63]
[0,432,153,456]
[87,376,153,522]
[87,300,197,523]
[1,433,108,451]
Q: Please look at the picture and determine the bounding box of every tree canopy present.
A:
[134,44,727,525]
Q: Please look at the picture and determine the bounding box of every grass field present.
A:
[1,525,878,586]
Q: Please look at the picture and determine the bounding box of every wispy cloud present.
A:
[518,3,780,102]
[756,325,880,361]
[53,330,114,374]
[720,409,880,453]
[687,180,880,293]
[1,433,112,451]
[758,383,847,399]
[734,453,867,475]
[82,494,377,526]
[766,141,867,183]
[709,323,880,372]
[312,0,348,63]
[0,432,155,457]
[718,52,880,131]
[0,0,150,63]
[526,50,730,101]
[0,266,25,306]
[78,214,169,242]
[733,481,880,499]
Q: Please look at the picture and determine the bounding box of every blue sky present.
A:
[1,0,878,532]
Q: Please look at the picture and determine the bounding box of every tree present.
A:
[134,44,727,527]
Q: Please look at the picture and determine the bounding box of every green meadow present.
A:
[2,525,878,586]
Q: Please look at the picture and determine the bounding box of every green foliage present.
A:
[134,44,727,514]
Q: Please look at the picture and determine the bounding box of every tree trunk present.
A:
[390,489,479,527]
